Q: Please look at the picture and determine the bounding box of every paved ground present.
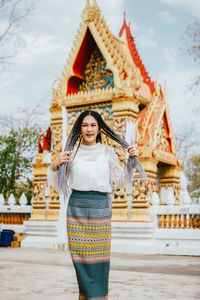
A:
[0,247,200,300]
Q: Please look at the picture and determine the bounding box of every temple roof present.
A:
[52,0,147,103]
[119,12,156,94]
[50,0,178,156]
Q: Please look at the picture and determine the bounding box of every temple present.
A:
[21,0,187,251]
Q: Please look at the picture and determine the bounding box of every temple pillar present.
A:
[47,106,63,221]
[111,99,139,220]
[130,156,157,221]
[30,154,49,221]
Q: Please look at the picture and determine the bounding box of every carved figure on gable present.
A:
[156,119,171,152]
[78,47,114,92]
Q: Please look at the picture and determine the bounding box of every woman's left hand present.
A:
[127,146,139,157]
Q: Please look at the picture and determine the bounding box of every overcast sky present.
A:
[0,0,199,137]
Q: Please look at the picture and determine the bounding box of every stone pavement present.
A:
[0,247,199,300]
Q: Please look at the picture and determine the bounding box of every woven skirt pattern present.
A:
[67,190,111,300]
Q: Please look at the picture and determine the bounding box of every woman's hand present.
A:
[52,151,74,171]
[127,146,139,157]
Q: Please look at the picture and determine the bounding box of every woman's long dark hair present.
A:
[58,110,147,195]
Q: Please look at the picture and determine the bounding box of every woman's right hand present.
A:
[52,151,74,171]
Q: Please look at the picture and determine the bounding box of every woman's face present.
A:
[81,115,99,146]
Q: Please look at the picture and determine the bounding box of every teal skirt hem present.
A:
[67,190,111,299]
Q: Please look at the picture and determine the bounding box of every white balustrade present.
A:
[153,204,200,229]
[0,193,32,233]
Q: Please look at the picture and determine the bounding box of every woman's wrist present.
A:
[52,161,59,171]
[127,146,139,157]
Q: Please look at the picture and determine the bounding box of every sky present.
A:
[0,0,199,140]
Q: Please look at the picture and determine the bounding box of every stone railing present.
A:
[153,205,200,229]
[0,193,32,232]
[0,213,31,225]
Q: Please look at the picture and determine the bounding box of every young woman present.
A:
[51,110,146,300]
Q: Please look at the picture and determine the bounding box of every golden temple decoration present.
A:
[82,0,95,24]
[93,0,101,17]
[50,107,63,161]
[62,87,125,108]
[130,158,157,221]
[51,80,63,108]
[51,0,144,109]
[156,119,170,152]
[82,0,101,24]
[51,124,62,162]
[35,154,43,164]
[111,184,128,220]
[78,48,114,92]
[137,80,178,157]
[47,186,60,221]
[30,157,49,221]
[131,179,151,221]
[152,149,177,166]
[47,107,64,221]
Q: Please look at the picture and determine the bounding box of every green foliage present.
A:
[0,124,41,201]
[186,154,200,202]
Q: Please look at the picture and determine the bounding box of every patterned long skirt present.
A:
[67,190,111,300]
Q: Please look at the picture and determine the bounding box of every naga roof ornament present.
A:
[82,0,95,24]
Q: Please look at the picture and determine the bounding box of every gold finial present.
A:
[93,0,101,16]
[82,0,95,24]
[85,0,91,8]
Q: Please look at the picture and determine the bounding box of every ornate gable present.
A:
[119,12,155,96]
[137,81,178,156]
[51,0,144,109]
[156,115,171,152]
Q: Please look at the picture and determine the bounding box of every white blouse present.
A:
[49,143,133,207]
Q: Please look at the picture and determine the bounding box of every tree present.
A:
[177,124,200,169]
[183,16,200,93]
[0,0,36,65]
[0,124,41,202]
[176,125,200,203]
[0,106,44,202]
[186,154,200,203]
